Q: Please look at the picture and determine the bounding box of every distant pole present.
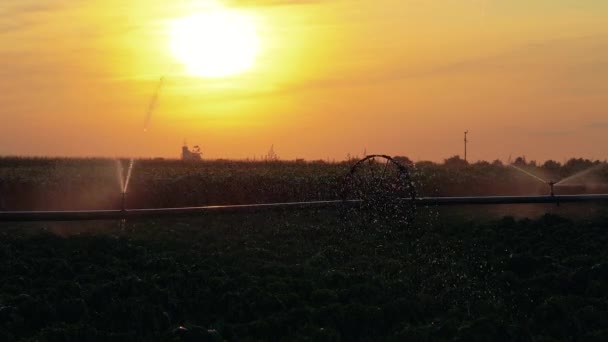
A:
[464,131,469,162]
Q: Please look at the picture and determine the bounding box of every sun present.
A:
[170,8,260,78]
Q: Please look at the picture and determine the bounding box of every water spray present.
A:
[115,159,125,193]
[123,159,135,193]
[508,164,561,200]
[556,163,607,186]
[121,159,135,211]
[508,164,547,184]
[115,159,127,211]
[117,76,166,211]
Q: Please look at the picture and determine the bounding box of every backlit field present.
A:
[1,157,608,340]
[2,211,608,341]
[2,157,607,211]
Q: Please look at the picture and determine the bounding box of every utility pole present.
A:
[464,131,469,163]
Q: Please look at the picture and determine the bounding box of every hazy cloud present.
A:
[535,130,574,137]
[266,34,608,96]
[586,121,608,129]
[172,33,608,105]
[0,0,72,15]
[228,0,330,6]
[0,0,72,35]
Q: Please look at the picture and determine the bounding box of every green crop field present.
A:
[2,211,608,341]
[2,157,607,211]
[1,157,608,341]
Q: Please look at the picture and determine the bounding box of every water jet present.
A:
[508,164,548,184]
[556,163,607,186]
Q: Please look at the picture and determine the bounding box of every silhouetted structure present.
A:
[181,144,202,161]
[464,130,469,162]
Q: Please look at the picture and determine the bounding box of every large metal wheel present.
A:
[341,155,417,227]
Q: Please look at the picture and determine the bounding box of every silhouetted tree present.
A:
[393,156,413,166]
[492,159,504,167]
[444,155,468,168]
[415,161,437,168]
[265,145,279,162]
[542,160,561,171]
[513,156,527,167]
[563,158,594,174]
[474,160,491,167]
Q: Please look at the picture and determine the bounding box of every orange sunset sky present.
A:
[1,0,607,162]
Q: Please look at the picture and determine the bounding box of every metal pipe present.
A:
[2,194,608,222]
[416,194,608,206]
[0,200,358,222]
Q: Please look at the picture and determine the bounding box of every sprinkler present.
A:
[548,181,556,197]
[121,192,127,212]
[548,181,560,206]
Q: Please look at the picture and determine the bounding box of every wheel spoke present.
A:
[343,155,417,226]
[368,157,376,181]
[378,158,390,190]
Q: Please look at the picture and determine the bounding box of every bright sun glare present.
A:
[170,8,259,78]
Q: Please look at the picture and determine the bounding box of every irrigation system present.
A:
[2,195,608,222]
[1,155,608,222]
